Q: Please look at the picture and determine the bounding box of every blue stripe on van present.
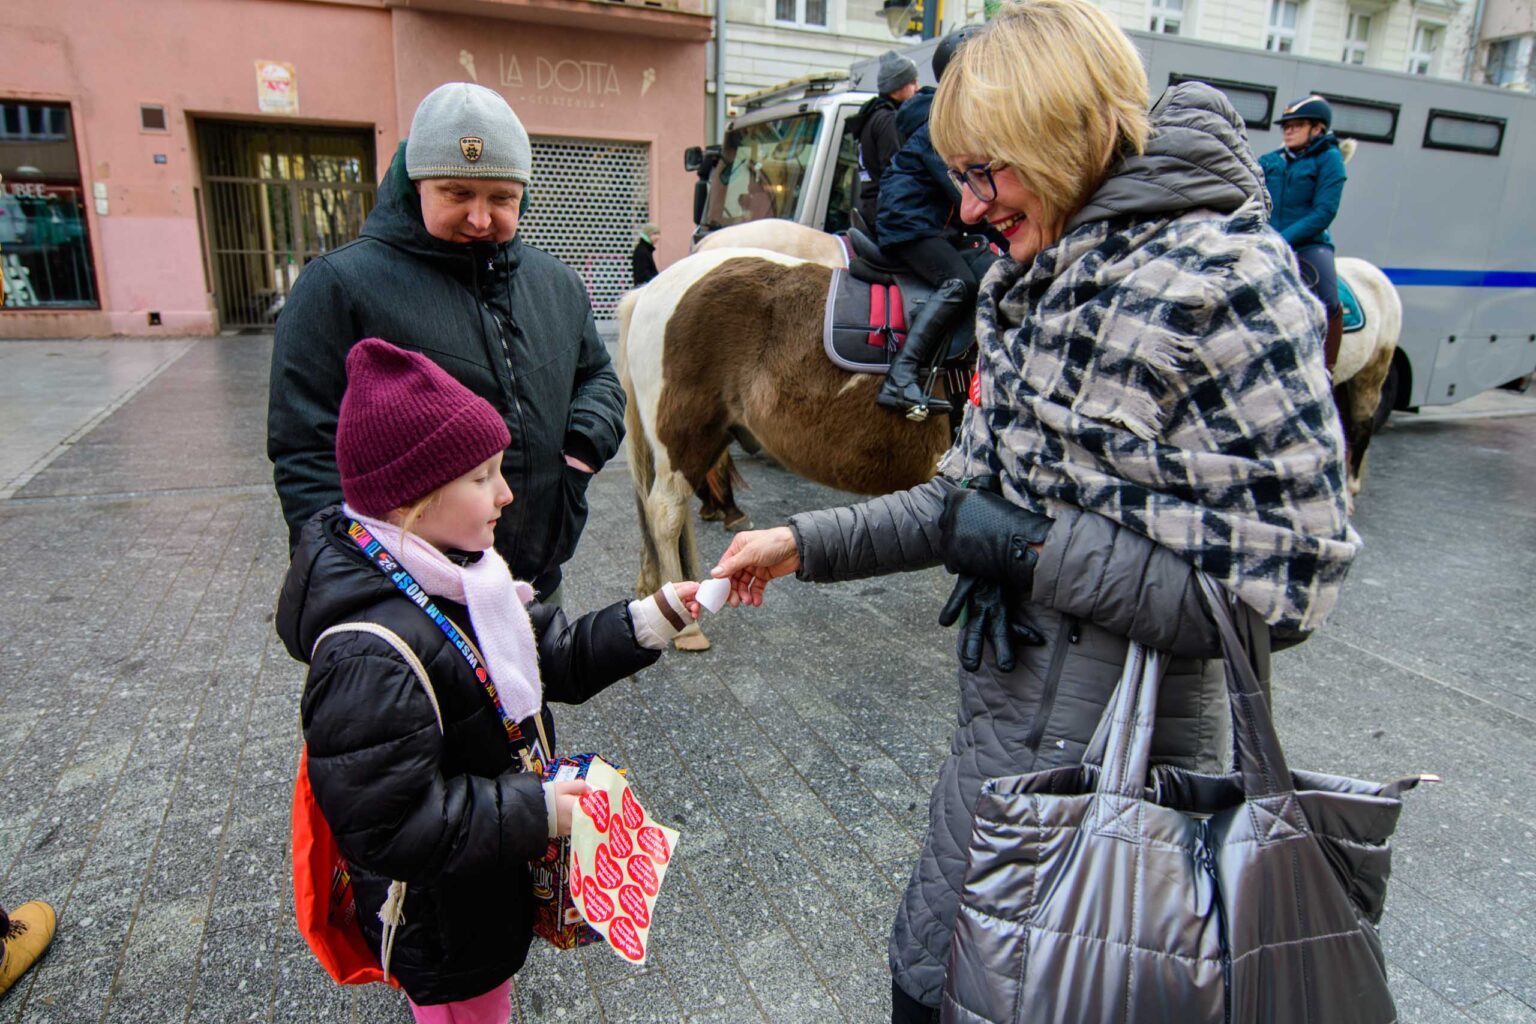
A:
[1382,268,1536,288]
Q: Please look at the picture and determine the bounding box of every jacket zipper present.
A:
[1024,615,1078,750]
[475,254,528,570]
[1196,818,1232,1024]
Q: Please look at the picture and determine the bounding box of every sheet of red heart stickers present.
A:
[567,756,681,964]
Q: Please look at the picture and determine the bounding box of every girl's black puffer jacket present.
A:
[275,506,661,1004]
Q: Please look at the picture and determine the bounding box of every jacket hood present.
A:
[276,506,398,665]
[1071,82,1269,230]
[849,93,899,135]
[895,87,935,144]
[362,142,524,283]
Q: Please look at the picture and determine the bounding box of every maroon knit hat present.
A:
[336,338,511,516]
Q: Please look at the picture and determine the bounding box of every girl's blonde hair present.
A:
[394,486,446,546]
[930,0,1151,229]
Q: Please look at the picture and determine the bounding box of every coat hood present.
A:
[361,142,524,286]
[895,87,935,146]
[1070,82,1269,230]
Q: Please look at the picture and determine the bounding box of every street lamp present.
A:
[882,0,916,37]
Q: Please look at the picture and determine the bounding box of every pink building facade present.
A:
[0,0,710,336]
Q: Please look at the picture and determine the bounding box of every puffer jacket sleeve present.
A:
[789,477,955,582]
[303,638,551,875]
[563,299,626,472]
[268,259,353,553]
[1030,506,1222,658]
[528,599,661,706]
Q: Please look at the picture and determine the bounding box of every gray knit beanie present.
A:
[405,83,532,183]
[876,51,919,95]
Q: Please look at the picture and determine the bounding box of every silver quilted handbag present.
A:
[942,575,1426,1024]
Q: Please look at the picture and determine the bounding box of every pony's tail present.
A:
[617,289,663,595]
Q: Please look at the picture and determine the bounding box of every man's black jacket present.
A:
[267,144,625,596]
[851,94,903,236]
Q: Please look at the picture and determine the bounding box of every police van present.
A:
[684,32,1536,415]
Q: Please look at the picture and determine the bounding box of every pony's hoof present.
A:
[723,513,753,533]
[673,625,712,652]
[699,506,727,522]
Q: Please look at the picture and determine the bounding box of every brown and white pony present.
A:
[1332,257,1402,501]
[618,247,953,649]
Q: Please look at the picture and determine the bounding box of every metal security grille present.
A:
[197,121,375,330]
[520,138,650,321]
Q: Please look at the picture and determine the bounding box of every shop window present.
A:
[0,100,98,309]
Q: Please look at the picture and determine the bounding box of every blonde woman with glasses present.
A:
[713,2,1357,1019]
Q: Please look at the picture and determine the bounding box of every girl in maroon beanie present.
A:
[275,338,699,1023]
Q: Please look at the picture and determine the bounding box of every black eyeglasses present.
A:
[947,160,1003,203]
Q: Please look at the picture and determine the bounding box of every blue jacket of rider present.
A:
[1259,131,1347,250]
[875,88,964,248]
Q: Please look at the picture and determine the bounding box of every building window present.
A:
[0,100,98,309]
[1342,10,1371,64]
[1266,0,1299,52]
[1150,0,1185,34]
[774,0,827,27]
[1485,38,1519,85]
[1408,21,1442,75]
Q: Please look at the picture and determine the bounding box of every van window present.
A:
[824,114,860,234]
[1317,93,1398,143]
[1423,109,1505,155]
[1168,74,1276,130]
[703,113,822,229]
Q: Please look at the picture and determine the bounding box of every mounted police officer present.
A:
[1260,95,1348,370]
[850,51,920,236]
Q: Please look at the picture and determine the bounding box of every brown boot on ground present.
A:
[0,901,57,996]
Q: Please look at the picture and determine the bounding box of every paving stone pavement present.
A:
[0,335,1531,1023]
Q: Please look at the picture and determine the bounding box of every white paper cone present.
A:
[697,577,730,614]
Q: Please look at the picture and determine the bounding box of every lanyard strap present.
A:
[345,519,547,772]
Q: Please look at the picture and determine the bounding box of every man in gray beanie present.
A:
[850,51,920,236]
[269,82,626,602]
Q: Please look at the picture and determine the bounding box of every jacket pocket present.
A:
[1024,615,1078,750]
[547,463,594,569]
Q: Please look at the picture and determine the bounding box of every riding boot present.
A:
[1324,306,1343,373]
[877,278,968,419]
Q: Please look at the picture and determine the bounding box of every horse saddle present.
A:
[1339,276,1365,334]
[822,229,977,374]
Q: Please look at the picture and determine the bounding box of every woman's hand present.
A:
[711,527,800,607]
[670,581,702,620]
[553,780,590,837]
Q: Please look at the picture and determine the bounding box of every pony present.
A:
[617,247,954,650]
[692,219,846,266]
[1332,257,1402,501]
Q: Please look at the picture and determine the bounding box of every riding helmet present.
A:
[933,25,984,82]
[1277,94,1333,129]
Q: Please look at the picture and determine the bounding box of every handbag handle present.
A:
[1196,574,1294,800]
[1087,641,1167,799]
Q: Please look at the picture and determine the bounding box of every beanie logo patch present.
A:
[459,136,484,162]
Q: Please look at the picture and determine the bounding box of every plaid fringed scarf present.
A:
[941,199,1360,632]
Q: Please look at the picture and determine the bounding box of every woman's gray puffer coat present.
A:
[789,479,1233,1009]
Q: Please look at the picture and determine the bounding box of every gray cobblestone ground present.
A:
[0,336,1531,1022]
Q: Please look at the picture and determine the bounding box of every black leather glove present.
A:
[935,481,1054,673]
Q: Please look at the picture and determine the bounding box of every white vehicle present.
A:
[685,33,1536,415]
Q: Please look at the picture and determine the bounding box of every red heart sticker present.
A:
[594,842,624,890]
[636,826,671,864]
[581,876,614,922]
[626,851,659,897]
[618,884,651,928]
[579,790,610,833]
[609,914,645,962]
[610,821,633,858]
[621,788,646,831]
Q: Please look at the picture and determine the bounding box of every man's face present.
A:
[890,81,919,104]
[417,178,524,244]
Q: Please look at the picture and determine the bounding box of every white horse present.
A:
[1332,257,1402,500]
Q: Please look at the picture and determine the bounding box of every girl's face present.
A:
[955,160,1063,264]
[408,454,513,552]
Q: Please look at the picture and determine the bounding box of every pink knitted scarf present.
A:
[346,506,543,723]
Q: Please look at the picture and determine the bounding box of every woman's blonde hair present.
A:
[931,0,1151,229]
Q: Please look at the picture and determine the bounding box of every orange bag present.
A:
[291,746,401,988]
